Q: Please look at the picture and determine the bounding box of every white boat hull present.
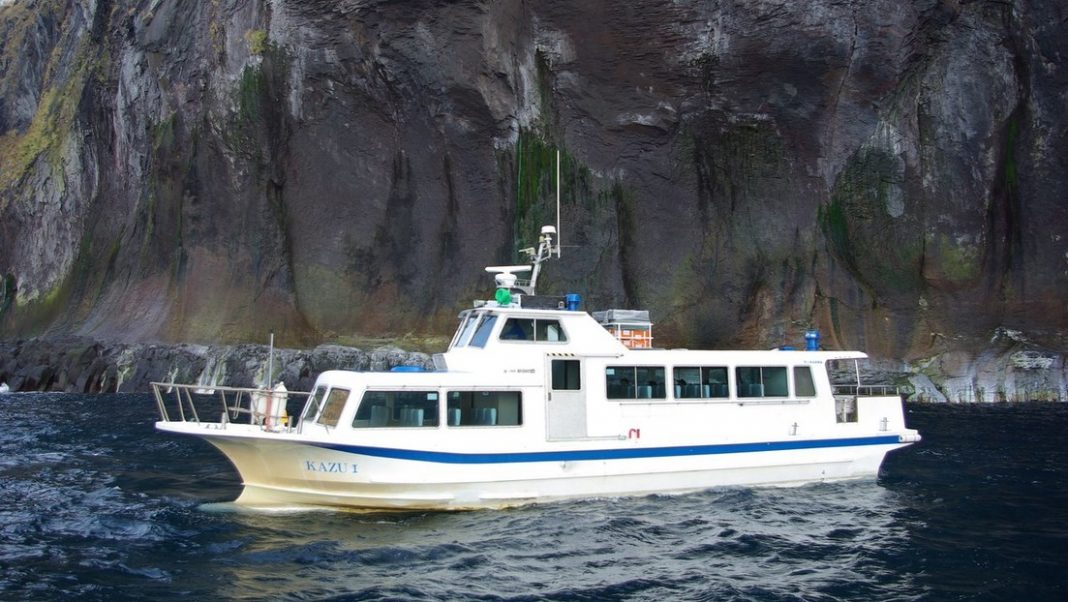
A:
[165,423,914,510]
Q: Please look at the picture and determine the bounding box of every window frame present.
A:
[316,387,351,427]
[793,365,817,397]
[301,386,327,426]
[606,365,667,400]
[499,317,568,343]
[735,366,789,398]
[551,359,582,391]
[535,319,567,342]
[445,390,523,427]
[468,313,499,348]
[352,389,441,428]
[450,311,479,348]
[673,366,730,399]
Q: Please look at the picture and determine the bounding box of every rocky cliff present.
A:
[1,0,1066,397]
[0,336,432,393]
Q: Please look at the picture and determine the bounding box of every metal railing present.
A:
[151,382,312,432]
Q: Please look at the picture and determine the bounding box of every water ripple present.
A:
[2,395,1068,600]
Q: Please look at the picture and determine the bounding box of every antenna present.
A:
[556,149,561,257]
[487,147,564,296]
[267,332,274,388]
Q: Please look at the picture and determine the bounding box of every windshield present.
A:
[469,314,499,348]
[451,312,481,348]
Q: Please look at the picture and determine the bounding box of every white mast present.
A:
[267,332,274,387]
[556,149,561,257]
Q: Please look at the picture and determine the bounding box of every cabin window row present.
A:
[605,365,817,400]
[452,312,568,348]
[499,317,567,342]
[306,388,523,429]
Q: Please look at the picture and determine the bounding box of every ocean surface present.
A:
[1,394,1066,601]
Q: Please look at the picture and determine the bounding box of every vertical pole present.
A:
[854,359,862,395]
[516,130,523,260]
[267,332,274,388]
[556,149,561,257]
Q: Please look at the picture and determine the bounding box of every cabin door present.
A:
[547,358,587,439]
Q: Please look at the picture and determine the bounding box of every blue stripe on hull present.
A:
[313,435,902,465]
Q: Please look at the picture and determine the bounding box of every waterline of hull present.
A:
[204,435,905,510]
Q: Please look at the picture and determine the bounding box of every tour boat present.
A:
[153,224,920,510]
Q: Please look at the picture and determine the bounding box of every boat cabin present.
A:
[292,299,875,447]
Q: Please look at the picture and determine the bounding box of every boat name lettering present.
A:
[505,368,536,374]
[304,460,358,474]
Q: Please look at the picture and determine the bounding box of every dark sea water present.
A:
[1,394,1066,601]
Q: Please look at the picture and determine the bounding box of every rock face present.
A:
[0,337,432,393]
[1,1,1066,396]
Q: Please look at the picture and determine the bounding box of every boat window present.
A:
[500,318,534,340]
[500,318,568,342]
[794,366,817,397]
[446,391,522,426]
[735,366,789,398]
[606,366,666,399]
[673,366,730,398]
[316,388,351,427]
[302,386,327,425]
[468,314,498,348]
[536,319,566,341]
[352,390,440,428]
[452,312,481,348]
[551,359,581,390]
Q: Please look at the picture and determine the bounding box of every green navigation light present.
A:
[495,288,512,306]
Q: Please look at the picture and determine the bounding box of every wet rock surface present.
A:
[0,337,431,393]
[1,1,1066,395]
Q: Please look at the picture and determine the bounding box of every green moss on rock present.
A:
[932,235,981,284]
[245,29,268,56]
[513,128,594,257]
[0,6,94,193]
[824,147,922,294]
